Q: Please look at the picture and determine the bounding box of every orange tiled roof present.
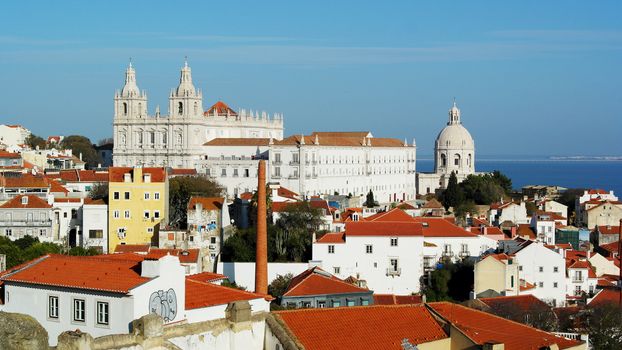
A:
[53,198,81,203]
[479,295,550,315]
[146,249,200,264]
[429,302,582,349]
[204,101,238,117]
[373,294,423,305]
[277,186,299,200]
[345,221,423,237]
[422,198,443,209]
[599,240,622,254]
[316,232,346,244]
[185,278,266,310]
[0,151,21,159]
[589,287,621,307]
[520,280,536,291]
[365,208,416,222]
[0,194,51,209]
[595,225,620,235]
[114,244,151,254]
[49,179,69,193]
[187,271,227,283]
[274,304,448,350]
[396,202,416,210]
[283,267,369,297]
[588,189,609,195]
[84,198,106,205]
[170,168,197,176]
[517,224,536,239]
[275,134,407,148]
[0,173,49,188]
[51,169,109,183]
[413,217,478,237]
[239,191,253,200]
[484,253,513,262]
[0,254,150,293]
[188,196,224,211]
[108,167,166,182]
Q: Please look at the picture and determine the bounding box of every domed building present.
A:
[417,101,477,196]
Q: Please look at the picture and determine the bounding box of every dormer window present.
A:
[144,174,151,183]
[21,196,28,205]
[124,173,131,182]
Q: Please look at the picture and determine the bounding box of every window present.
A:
[390,258,399,271]
[511,275,514,288]
[39,229,46,236]
[347,299,355,307]
[154,192,160,200]
[144,211,150,219]
[233,168,238,177]
[365,245,373,254]
[117,228,126,239]
[113,210,120,218]
[274,167,281,177]
[178,102,183,115]
[553,266,559,273]
[73,299,85,322]
[221,168,227,176]
[390,238,398,247]
[71,209,77,219]
[554,282,558,288]
[361,299,369,306]
[539,266,544,272]
[244,169,249,177]
[210,236,217,244]
[89,230,103,239]
[154,211,160,219]
[538,282,544,288]
[124,192,130,200]
[332,300,341,307]
[124,210,130,218]
[97,302,109,325]
[333,267,340,274]
[144,192,150,200]
[48,296,59,319]
[5,229,12,236]
[63,212,68,218]
[317,301,326,308]
[519,265,523,271]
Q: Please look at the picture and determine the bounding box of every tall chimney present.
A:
[255,160,268,294]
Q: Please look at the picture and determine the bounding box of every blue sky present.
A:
[1,1,621,156]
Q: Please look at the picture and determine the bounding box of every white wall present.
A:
[82,203,108,253]
[515,243,566,306]
[217,262,309,291]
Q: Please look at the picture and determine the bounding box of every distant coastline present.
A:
[417,155,622,162]
[548,156,622,161]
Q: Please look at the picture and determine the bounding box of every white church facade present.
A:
[112,61,284,168]
[416,101,477,196]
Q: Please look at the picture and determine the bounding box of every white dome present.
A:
[435,123,474,150]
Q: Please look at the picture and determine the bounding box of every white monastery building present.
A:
[416,101,478,195]
[113,61,283,168]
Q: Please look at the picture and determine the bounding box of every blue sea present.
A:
[417,156,622,195]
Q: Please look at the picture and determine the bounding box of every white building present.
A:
[489,201,529,226]
[0,124,30,149]
[0,253,270,346]
[199,131,417,202]
[416,101,477,195]
[575,189,618,226]
[112,61,283,168]
[81,198,108,253]
[0,194,56,242]
[312,208,496,294]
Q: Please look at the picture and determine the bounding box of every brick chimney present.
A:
[255,160,268,294]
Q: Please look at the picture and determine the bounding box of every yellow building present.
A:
[108,167,168,252]
[473,253,520,297]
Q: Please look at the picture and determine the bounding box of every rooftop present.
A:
[283,267,370,297]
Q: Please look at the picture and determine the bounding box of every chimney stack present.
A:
[255,160,268,294]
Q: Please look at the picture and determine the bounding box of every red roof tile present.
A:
[188,196,224,211]
[0,173,49,188]
[170,168,197,176]
[277,186,299,200]
[429,302,582,350]
[0,151,21,159]
[109,167,166,183]
[397,202,416,210]
[373,294,423,305]
[239,192,253,200]
[345,221,423,237]
[0,254,150,293]
[114,244,151,254]
[595,225,620,235]
[517,224,536,239]
[413,217,478,237]
[365,208,416,222]
[283,267,369,297]
[316,232,346,244]
[479,295,551,315]
[589,287,621,307]
[274,304,448,350]
[204,101,238,117]
[185,279,266,310]
[146,249,200,264]
[0,195,51,209]
[187,271,227,283]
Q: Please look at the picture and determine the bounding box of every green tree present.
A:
[586,303,622,349]
[422,260,474,302]
[25,133,47,150]
[168,176,224,229]
[273,202,323,262]
[221,228,256,262]
[365,190,376,208]
[88,182,109,201]
[441,172,464,210]
[268,273,293,301]
[60,135,102,168]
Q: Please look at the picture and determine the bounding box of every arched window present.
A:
[176,133,182,145]
[120,133,126,145]
[441,154,447,167]
[194,102,198,115]
[468,153,472,167]
[123,102,128,116]
[178,102,183,115]
[454,154,461,166]
[162,131,167,144]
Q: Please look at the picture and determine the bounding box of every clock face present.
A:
[148,288,177,322]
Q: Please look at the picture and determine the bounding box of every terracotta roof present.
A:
[108,167,166,182]
[479,295,551,315]
[568,260,591,269]
[275,134,407,148]
[520,280,536,291]
[517,224,536,239]
[396,202,416,210]
[114,244,151,254]
[274,304,448,350]
[203,138,271,146]
[53,198,81,203]
[170,168,197,176]
[0,173,49,188]
[373,294,423,305]
[534,210,567,221]
[471,217,491,226]
[49,180,69,193]
[413,217,478,237]
[239,192,253,200]
[595,225,621,235]
[186,271,227,283]
[599,240,622,254]
[204,101,238,117]
[146,249,200,264]
[185,278,266,310]
[188,196,224,211]
[588,189,609,195]
[365,208,416,222]
[422,198,443,209]
[586,200,622,211]
[345,221,423,237]
[51,169,109,183]
[470,226,504,236]
[0,151,20,159]
[310,131,371,138]
[316,232,345,244]
[84,198,106,205]
[0,254,150,293]
[589,287,621,307]
[428,302,582,350]
[0,195,51,209]
[277,186,299,200]
[272,200,331,214]
[484,253,513,262]
[283,267,369,297]
[490,201,514,210]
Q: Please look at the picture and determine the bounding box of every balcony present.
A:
[572,277,584,283]
[0,220,53,227]
[289,161,299,165]
[386,268,401,276]
[288,174,299,179]
[423,265,434,272]
[442,251,454,257]
[272,160,282,165]
[458,251,470,257]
